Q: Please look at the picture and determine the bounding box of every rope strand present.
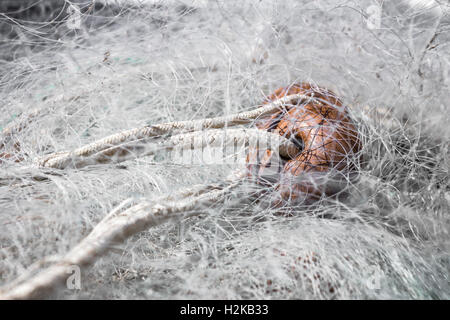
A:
[38,128,299,169]
[36,93,311,167]
[0,171,245,300]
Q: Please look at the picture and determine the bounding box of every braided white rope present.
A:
[0,170,245,300]
[38,128,300,169]
[36,93,311,168]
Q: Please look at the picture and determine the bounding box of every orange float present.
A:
[247,83,362,203]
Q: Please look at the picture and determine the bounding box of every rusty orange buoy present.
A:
[247,83,362,204]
